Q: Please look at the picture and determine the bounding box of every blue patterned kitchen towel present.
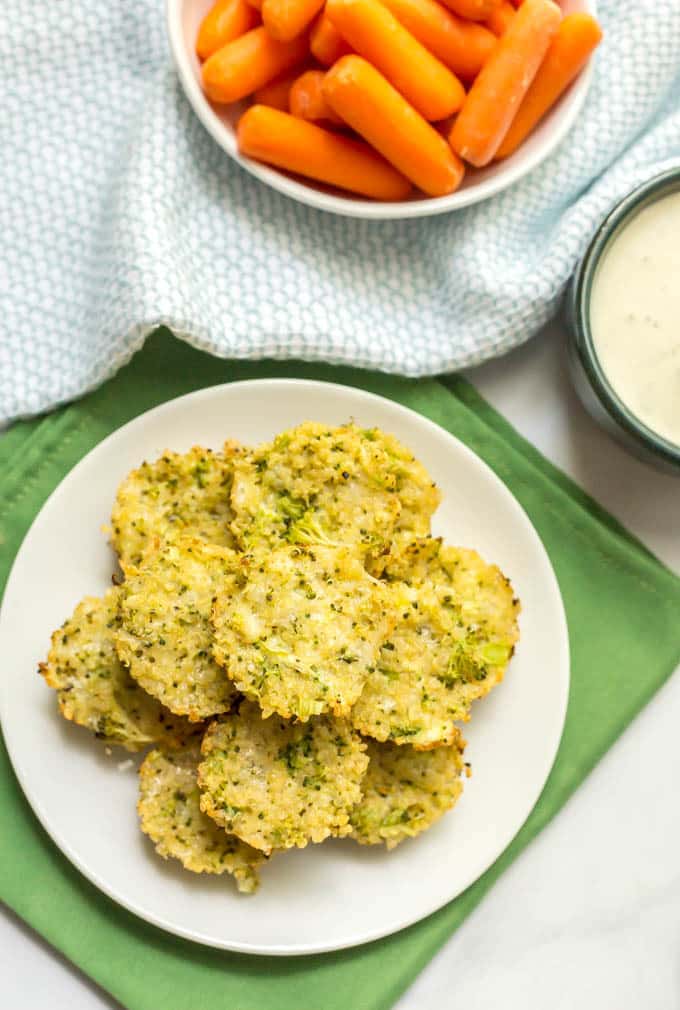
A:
[1,1,679,421]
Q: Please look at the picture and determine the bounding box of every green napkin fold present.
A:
[1,330,679,1010]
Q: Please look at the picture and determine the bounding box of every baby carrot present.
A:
[325,0,465,121]
[237,105,413,200]
[253,67,304,109]
[324,55,465,196]
[438,0,503,22]
[289,70,345,124]
[310,12,352,65]
[202,26,308,103]
[496,13,603,158]
[262,0,324,41]
[380,0,497,82]
[449,0,561,166]
[485,0,515,35]
[196,0,260,60]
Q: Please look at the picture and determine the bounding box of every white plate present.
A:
[0,380,569,955]
[167,0,596,219]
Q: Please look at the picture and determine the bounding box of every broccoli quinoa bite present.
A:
[138,743,266,893]
[110,442,245,568]
[351,538,520,749]
[39,418,520,893]
[39,587,197,752]
[229,422,440,558]
[115,536,241,722]
[198,702,369,853]
[211,543,396,721]
[350,736,467,848]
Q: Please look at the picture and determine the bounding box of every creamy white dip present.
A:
[589,191,680,448]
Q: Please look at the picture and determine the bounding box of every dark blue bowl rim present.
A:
[570,166,680,468]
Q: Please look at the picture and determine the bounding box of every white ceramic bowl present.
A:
[167,0,596,219]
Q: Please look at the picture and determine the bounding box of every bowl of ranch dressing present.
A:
[566,167,680,472]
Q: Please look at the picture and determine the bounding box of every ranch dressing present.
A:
[589,191,680,448]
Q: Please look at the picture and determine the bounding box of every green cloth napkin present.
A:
[1,330,679,1010]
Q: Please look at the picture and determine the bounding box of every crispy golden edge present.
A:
[111,443,245,567]
[229,421,439,557]
[350,734,466,849]
[352,538,520,749]
[39,588,198,752]
[137,742,265,892]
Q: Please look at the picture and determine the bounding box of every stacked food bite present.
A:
[40,422,520,892]
[196,0,602,201]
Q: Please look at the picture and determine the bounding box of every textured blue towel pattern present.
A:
[1,1,679,421]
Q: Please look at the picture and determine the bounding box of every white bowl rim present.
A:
[167,0,595,219]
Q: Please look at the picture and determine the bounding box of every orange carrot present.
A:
[326,0,465,121]
[237,105,413,200]
[310,12,352,65]
[324,55,464,196]
[496,12,602,158]
[438,0,503,22]
[380,0,496,81]
[254,67,304,109]
[485,0,515,35]
[289,69,345,124]
[449,0,561,165]
[262,0,324,40]
[202,26,308,103]
[196,0,260,60]
[245,0,263,9]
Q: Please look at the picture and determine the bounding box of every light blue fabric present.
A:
[1,1,679,422]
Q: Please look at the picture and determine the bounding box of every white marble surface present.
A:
[1,319,679,1009]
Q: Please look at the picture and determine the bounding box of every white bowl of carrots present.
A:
[167,0,600,218]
